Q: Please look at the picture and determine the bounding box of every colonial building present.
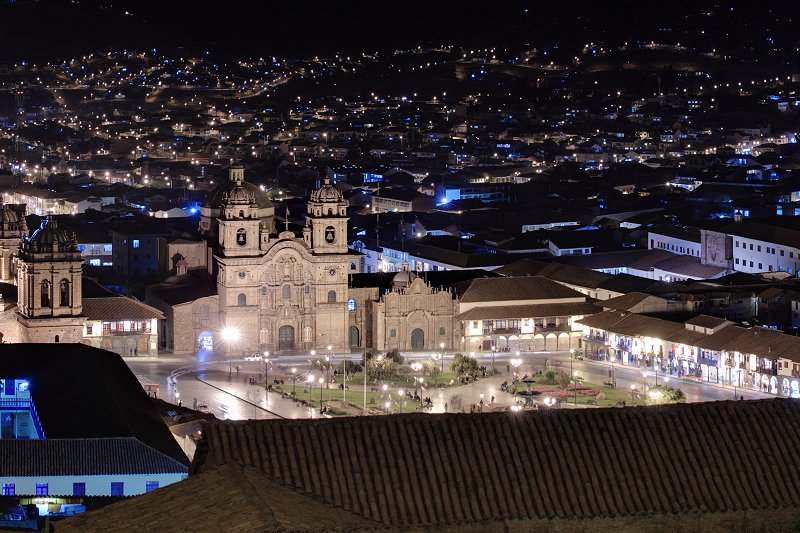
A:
[14,215,85,344]
[147,166,356,355]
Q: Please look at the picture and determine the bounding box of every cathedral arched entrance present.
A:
[411,328,425,350]
[279,325,295,351]
[198,331,214,352]
[349,326,360,348]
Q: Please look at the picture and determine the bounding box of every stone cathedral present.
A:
[149,165,356,355]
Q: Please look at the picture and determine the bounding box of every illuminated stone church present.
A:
[148,166,357,354]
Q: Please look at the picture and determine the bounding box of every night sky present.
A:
[2,1,797,61]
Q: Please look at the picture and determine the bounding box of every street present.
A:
[127,349,769,420]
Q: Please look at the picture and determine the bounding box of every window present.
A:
[73,482,86,496]
[472,321,479,329]
[1,484,14,496]
[327,290,336,303]
[145,481,159,493]
[110,482,124,496]
[347,298,356,312]
[735,258,740,265]
[749,244,753,250]
[60,279,69,307]
[439,327,446,336]
[86,324,93,335]
[750,261,754,267]
[36,483,48,496]
[103,244,112,252]
[282,284,291,299]
[237,293,247,306]
[759,263,762,270]
[781,250,785,256]
[735,241,739,248]
[304,285,310,294]
[236,228,247,246]
[41,280,50,307]
[390,328,397,338]
[78,244,86,252]
[132,239,140,249]
[757,245,761,252]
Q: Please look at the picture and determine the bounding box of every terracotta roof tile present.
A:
[455,276,586,303]
[456,301,600,320]
[82,297,164,321]
[185,400,800,528]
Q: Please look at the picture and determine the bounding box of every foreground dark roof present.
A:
[0,344,189,468]
[52,400,800,532]
[1,438,188,478]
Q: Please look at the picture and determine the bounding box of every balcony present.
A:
[698,356,718,367]
[484,327,521,335]
[756,366,778,376]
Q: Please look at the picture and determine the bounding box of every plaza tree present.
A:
[646,385,686,406]
[450,353,479,377]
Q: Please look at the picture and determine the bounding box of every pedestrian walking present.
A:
[444,402,448,413]
[129,348,133,357]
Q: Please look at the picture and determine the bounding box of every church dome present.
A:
[203,168,273,210]
[392,263,418,289]
[0,205,20,224]
[310,178,344,203]
[25,215,77,252]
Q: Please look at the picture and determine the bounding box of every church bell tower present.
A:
[305,178,348,254]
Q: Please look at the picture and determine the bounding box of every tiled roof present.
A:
[456,301,600,321]
[55,464,378,533]
[0,344,190,468]
[183,400,800,529]
[609,313,685,339]
[0,438,188,479]
[82,297,165,321]
[455,275,586,303]
[575,309,628,330]
[600,291,657,311]
[685,314,730,329]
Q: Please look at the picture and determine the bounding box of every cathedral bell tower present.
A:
[305,178,348,254]
[0,203,27,282]
[15,215,84,343]
[217,169,263,258]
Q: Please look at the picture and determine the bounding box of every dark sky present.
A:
[0,1,796,61]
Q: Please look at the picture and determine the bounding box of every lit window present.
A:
[132,239,140,249]
[347,298,356,312]
[110,482,124,496]
[89,259,101,266]
[103,244,112,252]
[145,481,159,493]
[36,483,48,496]
[1,484,14,496]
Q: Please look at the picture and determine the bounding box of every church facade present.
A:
[149,166,356,355]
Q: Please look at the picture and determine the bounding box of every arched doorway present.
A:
[278,325,295,351]
[411,328,425,350]
[349,326,360,347]
[198,331,214,351]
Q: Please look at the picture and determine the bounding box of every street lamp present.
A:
[431,354,441,386]
[479,392,484,413]
[307,374,315,417]
[489,348,496,375]
[291,367,297,396]
[510,358,522,375]
[411,362,422,395]
[630,384,636,405]
[263,351,270,391]
[642,372,648,396]
[319,377,325,409]
[221,326,240,376]
[439,342,445,373]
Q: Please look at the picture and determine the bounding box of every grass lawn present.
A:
[514,376,633,407]
[270,380,423,414]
